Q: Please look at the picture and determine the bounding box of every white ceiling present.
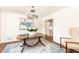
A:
[0,6,67,17]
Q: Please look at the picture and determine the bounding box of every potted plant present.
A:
[27,28,38,35]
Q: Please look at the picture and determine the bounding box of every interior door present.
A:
[45,19,53,42]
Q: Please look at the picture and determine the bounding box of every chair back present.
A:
[69,28,79,42]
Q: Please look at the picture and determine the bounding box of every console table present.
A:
[17,33,46,53]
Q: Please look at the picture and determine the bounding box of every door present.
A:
[45,19,53,42]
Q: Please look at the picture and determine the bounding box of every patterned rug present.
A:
[2,39,65,53]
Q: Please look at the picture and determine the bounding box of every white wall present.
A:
[34,17,44,33]
[0,11,26,41]
[42,7,79,43]
[0,11,1,41]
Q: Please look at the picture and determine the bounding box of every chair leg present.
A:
[60,37,62,48]
[65,42,68,53]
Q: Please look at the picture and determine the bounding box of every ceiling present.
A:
[0,6,67,17]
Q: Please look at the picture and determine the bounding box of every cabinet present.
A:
[45,19,53,42]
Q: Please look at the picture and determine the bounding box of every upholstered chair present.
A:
[65,28,79,53]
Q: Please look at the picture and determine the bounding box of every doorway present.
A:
[45,19,53,42]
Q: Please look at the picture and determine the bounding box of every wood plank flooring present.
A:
[0,44,6,52]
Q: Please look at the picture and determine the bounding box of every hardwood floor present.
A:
[0,44,6,52]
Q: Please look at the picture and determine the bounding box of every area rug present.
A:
[2,39,65,53]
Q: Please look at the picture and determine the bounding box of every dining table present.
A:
[17,33,46,53]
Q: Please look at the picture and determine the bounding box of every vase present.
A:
[29,32,36,35]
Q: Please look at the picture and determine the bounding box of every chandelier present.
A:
[27,6,38,19]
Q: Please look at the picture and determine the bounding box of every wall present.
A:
[34,17,44,33]
[1,7,79,44]
[0,11,26,41]
[0,10,1,41]
[29,17,45,34]
[0,11,42,42]
[42,7,79,43]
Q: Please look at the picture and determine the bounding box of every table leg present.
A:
[21,46,25,53]
[33,39,40,46]
[34,37,46,47]
[21,39,26,53]
[21,37,46,53]
[39,37,46,46]
[20,39,26,47]
[25,42,34,47]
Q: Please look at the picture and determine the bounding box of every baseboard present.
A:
[0,40,21,45]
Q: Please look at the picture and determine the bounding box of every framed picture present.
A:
[20,18,33,30]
